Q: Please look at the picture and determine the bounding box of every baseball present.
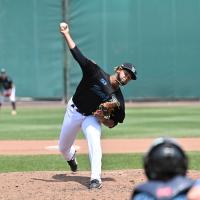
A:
[60,22,67,29]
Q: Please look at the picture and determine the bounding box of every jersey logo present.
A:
[156,187,172,198]
[100,78,107,86]
[132,66,136,72]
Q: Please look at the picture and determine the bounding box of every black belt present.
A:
[71,104,90,116]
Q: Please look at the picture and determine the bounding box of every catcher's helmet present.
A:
[144,137,188,181]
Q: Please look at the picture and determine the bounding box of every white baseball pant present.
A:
[10,86,16,102]
[59,98,102,182]
[0,87,16,104]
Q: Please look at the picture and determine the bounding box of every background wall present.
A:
[1,0,200,100]
[0,0,64,98]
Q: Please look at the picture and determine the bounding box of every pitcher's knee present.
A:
[59,143,67,155]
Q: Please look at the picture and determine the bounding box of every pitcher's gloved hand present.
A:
[93,109,105,123]
[94,100,120,120]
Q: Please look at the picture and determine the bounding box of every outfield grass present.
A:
[0,105,200,140]
[0,107,63,140]
[0,152,200,172]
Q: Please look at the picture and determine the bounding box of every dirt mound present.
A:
[1,170,200,200]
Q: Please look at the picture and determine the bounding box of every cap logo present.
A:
[132,67,136,72]
[100,78,107,85]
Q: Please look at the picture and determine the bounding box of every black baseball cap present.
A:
[120,63,137,80]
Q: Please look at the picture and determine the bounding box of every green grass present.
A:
[1,104,200,173]
[0,152,200,173]
[1,105,200,140]
[0,107,64,140]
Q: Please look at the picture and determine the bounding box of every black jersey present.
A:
[0,76,13,90]
[70,46,125,126]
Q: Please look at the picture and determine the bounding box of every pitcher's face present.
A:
[116,69,132,86]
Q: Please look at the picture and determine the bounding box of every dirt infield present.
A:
[1,170,200,200]
[1,138,200,200]
[1,138,200,155]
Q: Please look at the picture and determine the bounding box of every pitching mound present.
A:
[1,169,200,200]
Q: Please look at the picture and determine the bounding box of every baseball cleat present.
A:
[89,179,102,189]
[67,152,78,172]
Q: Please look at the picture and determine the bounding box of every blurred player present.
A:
[132,137,200,200]
[0,68,17,115]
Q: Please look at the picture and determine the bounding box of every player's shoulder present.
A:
[89,59,103,71]
[90,59,97,65]
[88,58,106,69]
[133,193,155,200]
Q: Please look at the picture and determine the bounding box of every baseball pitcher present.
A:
[59,22,137,189]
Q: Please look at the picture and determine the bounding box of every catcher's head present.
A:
[114,63,137,86]
[143,137,188,181]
